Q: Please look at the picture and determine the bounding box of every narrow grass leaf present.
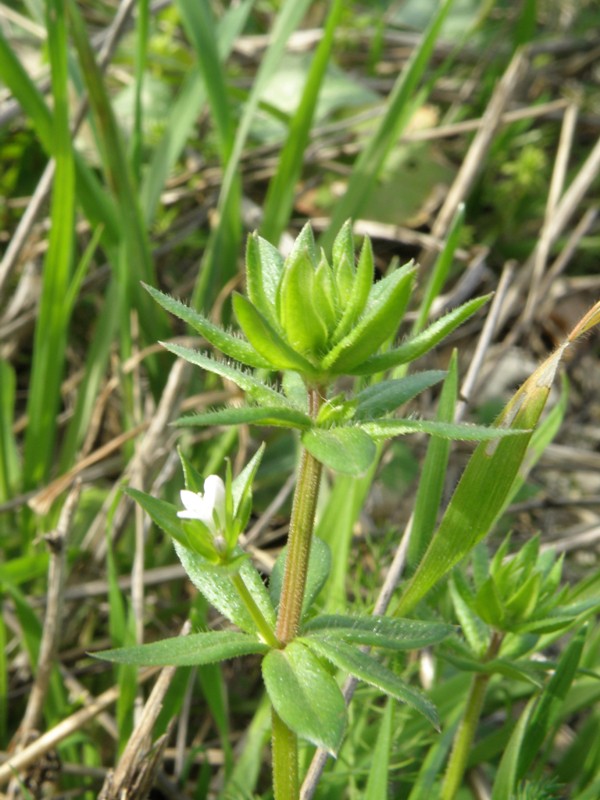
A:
[193,0,313,308]
[303,636,439,729]
[262,641,346,755]
[316,469,377,612]
[365,698,393,800]
[0,613,6,744]
[0,29,119,244]
[352,295,491,375]
[320,0,454,249]
[214,0,314,227]
[413,204,465,334]
[176,0,234,160]
[67,0,168,345]
[396,342,570,615]
[303,615,453,650]
[408,354,458,568]
[224,695,271,798]
[94,631,269,666]
[0,555,49,586]
[23,0,74,489]
[517,626,586,779]
[260,0,344,242]
[141,0,253,223]
[302,427,377,476]
[491,698,535,800]
[0,361,19,500]
[59,279,120,470]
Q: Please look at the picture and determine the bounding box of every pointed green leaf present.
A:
[313,254,338,334]
[303,615,453,650]
[332,233,375,343]
[161,342,291,407]
[302,426,376,475]
[351,295,491,375]
[449,573,490,657]
[303,637,439,729]
[125,487,194,552]
[323,263,417,373]
[177,447,205,493]
[355,370,446,420]
[175,405,311,430]
[230,442,265,537]
[94,631,269,666]
[474,577,505,627]
[262,641,346,755]
[270,536,332,616]
[333,233,355,304]
[245,232,285,327]
[144,284,269,368]
[278,247,328,356]
[232,293,317,373]
[175,541,276,634]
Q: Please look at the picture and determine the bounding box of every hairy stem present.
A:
[441,631,503,800]
[275,387,323,644]
[271,387,323,800]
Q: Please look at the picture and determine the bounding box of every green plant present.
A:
[95,221,544,798]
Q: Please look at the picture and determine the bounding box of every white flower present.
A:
[177,475,226,535]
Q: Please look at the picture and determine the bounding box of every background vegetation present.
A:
[1,0,600,797]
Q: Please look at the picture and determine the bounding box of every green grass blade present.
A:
[58,279,120,470]
[396,344,568,615]
[176,0,234,159]
[23,0,75,489]
[0,361,19,500]
[517,626,586,780]
[491,698,535,800]
[130,0,149,183]
[364,698,393,800]
[316,468,377,612]
[319,0,454,250]
[0,611,6,746]
[66,0,168,345]
[413,204,465,335]
[407,352,458,568]
[192,0,313,308]
[141,0,253,223]
[0,29,120,245]
[260,0,344,243]
[222,694,271,799]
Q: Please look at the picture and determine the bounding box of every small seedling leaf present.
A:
[302,426,376,475]
[262,641,346,754]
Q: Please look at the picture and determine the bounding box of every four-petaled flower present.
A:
[177,475,226,536]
